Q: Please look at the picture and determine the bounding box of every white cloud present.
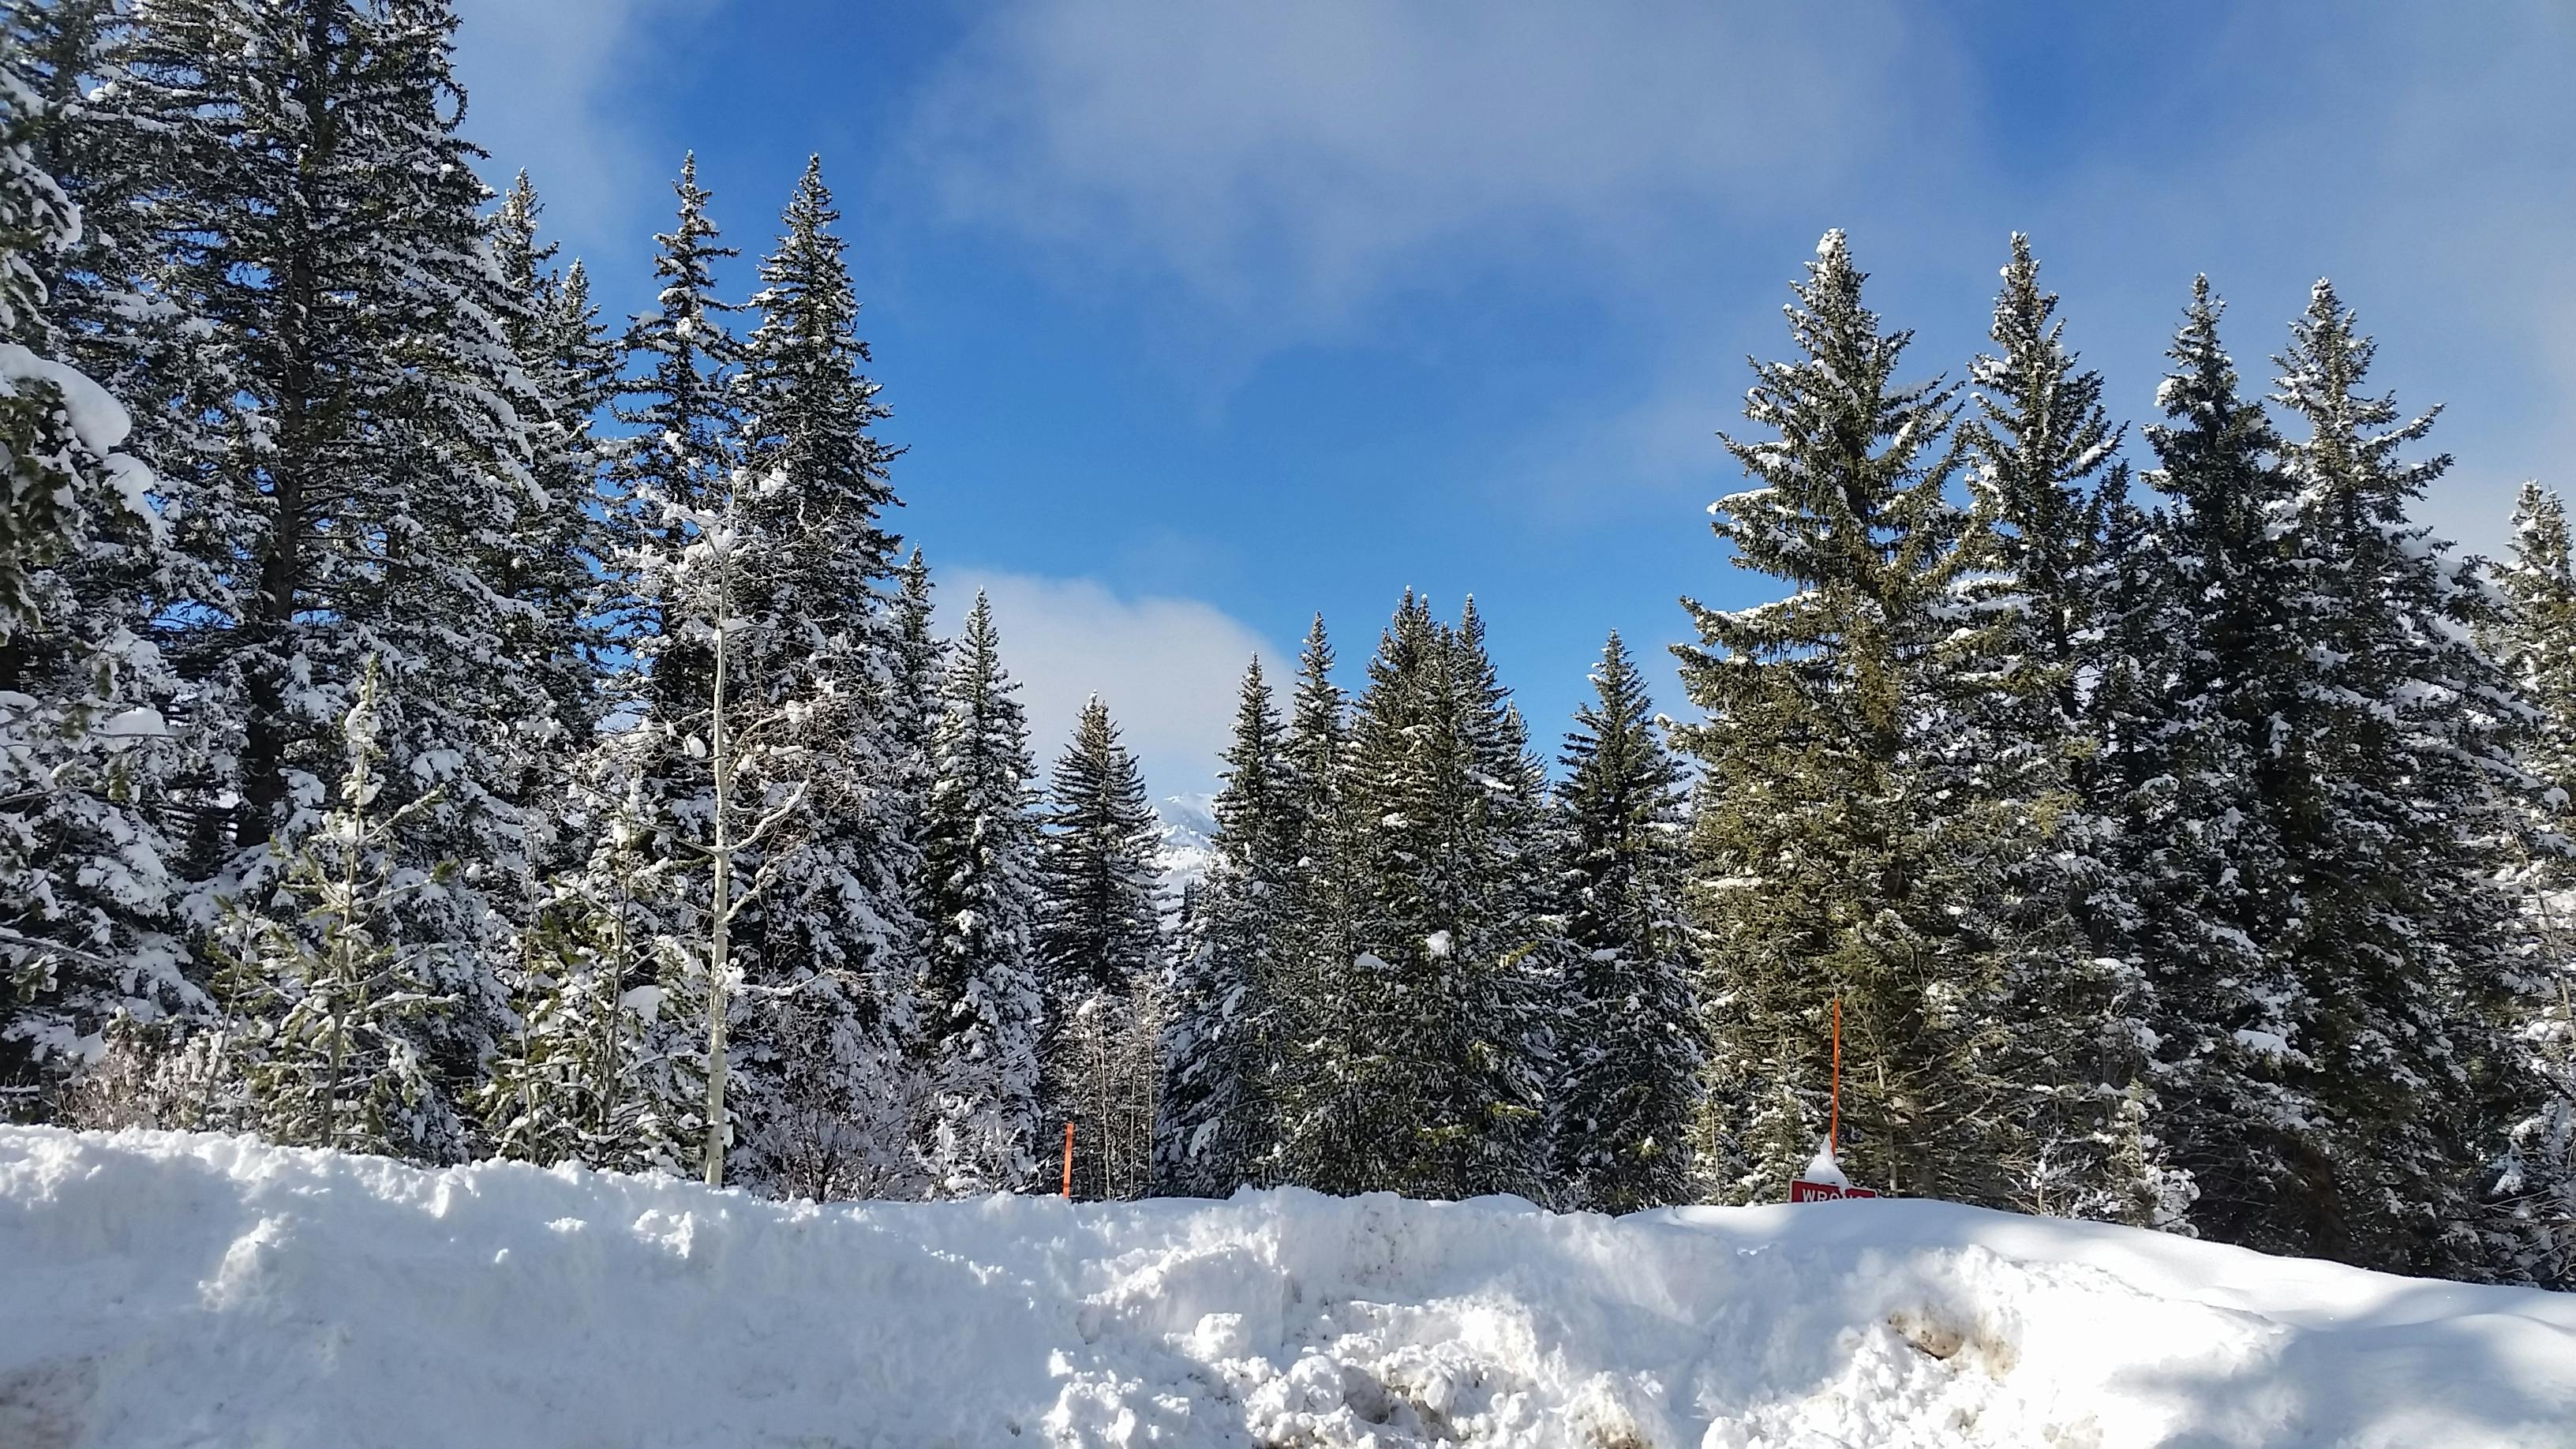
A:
[938,569,1277,799]
[904,0,1949,328]
[450,0,709,264]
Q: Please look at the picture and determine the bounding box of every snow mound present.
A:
[1800,1140,1849,1189]
[3,1128,2572,1449]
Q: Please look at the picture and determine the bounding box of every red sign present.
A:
[1790,1180,1879,1202]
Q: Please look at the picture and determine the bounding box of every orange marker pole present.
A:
[1829,997,1841,1157]
[1061,1120,1075,1199]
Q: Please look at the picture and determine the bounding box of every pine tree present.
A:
[611,152,741,720]
[477,784,688,1175]
[726,156,921,1197]
[1674,230,2045,1206]
[919,592,1043,1192]
[1960,234,2165,1223]
[2487,481,2576,1286]
[2089,278,2308,1239]
[1317,593,1551,1200]
[212,658,455,1156]
[1269,615,1359,1189]
[0,21,197,1109]
[107,0,575,1146]
[1158,657,1294,1194]
[6,0,196,430]
[886,549,945,931]
[1552,631,1699,1213]
[485,171,607,762]
[2496,485,2576,806]
[1032,695,1164,1196]
[2263,280,2533,1275]
[1962,234,2127,734]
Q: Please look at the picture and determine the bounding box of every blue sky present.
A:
[451,0,2576,798]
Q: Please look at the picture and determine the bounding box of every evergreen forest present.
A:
[2,0,2569,1290]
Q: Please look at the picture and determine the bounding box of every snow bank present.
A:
[2,1128,2570,1448]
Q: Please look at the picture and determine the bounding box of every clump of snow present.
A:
[1801,1138,1850,1188]
[0,340,134,453]
[3,1127,2571,1448]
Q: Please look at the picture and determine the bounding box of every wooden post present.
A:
[1061,1120,1075,1199]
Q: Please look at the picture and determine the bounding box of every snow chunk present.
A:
[1801,1139,1851,1188]
[0,342,133,452]
[619,985,668,1024]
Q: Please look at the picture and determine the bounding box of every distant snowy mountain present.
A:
[1152,792,1218,898]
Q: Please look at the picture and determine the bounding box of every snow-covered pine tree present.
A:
[211,657,455,1155]
[1157,657,1294,1195]
[919,591,1043,1193]
[0,28,197,1106]
[2264,280,2537,1276]
[2497,485,2576,810]
[726,156,922,1198]
[1320,593,1551,1200]
[107,0,575,1150]
[1552,631,1700,1214]
[1962,234,2126,739]
[1032,695,1164,1199]
[610,152,742,721]
[472,174,612,1101]
[2084,278,2311,1241]
[5,0,200,437]
[541,155,761,1185]
[2488,481,2576,1286]
[476,769,693,1175]
[1958,234,2165,1224]
[1269,614,1361,1190]
[484,171,608,775]
[1674,230,2050,1207]
[887,548,945,933]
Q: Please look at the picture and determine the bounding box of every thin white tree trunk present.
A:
[704,580,733,1188]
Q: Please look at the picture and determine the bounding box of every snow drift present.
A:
[2,1128,2570,1448]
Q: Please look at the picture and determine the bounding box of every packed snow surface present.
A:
[4,1129,2572,1448]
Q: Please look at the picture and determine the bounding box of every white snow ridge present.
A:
[4,1128,2573,1448]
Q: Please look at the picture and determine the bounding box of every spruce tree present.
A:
[1158,657,1295,1194]
[106,0,574,1146]
[212,659,455,1156]
[1962,234,2126,733]
[919,592,1043,1192]
[1960,234,2165,1222]
[484,171,607,761]
[726,156,920,1196]
[476,794,686,1175]
[1552,631,1699,1213]
[1322,593,1551,1200]
[2487,481,2576,1286]
[0,25,199,1104]
[2264,280,2533,1274]
[1674,230,2048,1206]
[1032,697,1165,1196]
[611,152,741,719]
[2087,279,2308,1239]
[1270,614,1358,1189]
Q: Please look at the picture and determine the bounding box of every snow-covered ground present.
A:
[3,1129,2570,1448]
